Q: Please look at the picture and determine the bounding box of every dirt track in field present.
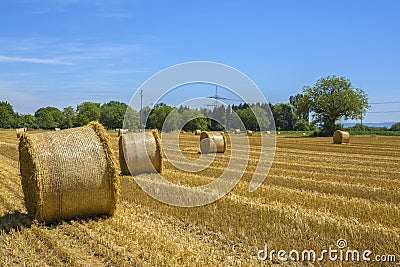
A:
[0,129,399,266]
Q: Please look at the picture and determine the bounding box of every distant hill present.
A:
[343,122,397,128]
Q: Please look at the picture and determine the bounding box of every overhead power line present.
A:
[205,86,242,107]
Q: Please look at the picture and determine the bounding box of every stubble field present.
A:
[0,129,399,266]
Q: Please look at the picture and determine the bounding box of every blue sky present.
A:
[0,0,399,123]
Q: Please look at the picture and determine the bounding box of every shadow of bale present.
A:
[0,211,32,234]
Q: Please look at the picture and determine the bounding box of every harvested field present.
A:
[0,129,399,266]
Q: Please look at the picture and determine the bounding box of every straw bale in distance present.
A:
[54,128,60,131]
[19,121,119,223]
[333,130,350,144]
[194,130,201,135]
[246,130,253,136]
[199,131,226,153]
[119,130,163,175]
[118,129,128,137]
[234,129,241,134]
[16,128,26,138]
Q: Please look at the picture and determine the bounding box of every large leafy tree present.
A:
[18,114,38,129]
[163,109,182,132]
[0,101,17,128]
[147,103,174,131]
[182,109,207,132]
[390,122,400,131]
[209,105,226,131]
[100,101,128,130]
[75,102,101,126]
[34,106,65,129]
[235,107,258,131]
[272,103,296,131]
[124,106,140,131]
[290,93,309,121]
[61,106,76,129]
[298,76,369,135]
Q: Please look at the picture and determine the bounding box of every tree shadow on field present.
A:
[0,211,32,234]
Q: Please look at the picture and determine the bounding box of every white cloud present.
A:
[0,55,74,65]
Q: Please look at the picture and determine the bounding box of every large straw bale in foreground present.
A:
[199,131,226,153]
[119,130,163,175]
[19,122,119,223]
[333,130,350,144]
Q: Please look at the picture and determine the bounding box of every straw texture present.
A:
[19,121,119,223]
[16,128,26,138]
[333,130,350,144]
[119,130,163,175]
[199,131,226,153]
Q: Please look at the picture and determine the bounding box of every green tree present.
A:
[34,107,65,129]
[0,101,17,128]
[251,105,270,131]
[390,122,400,131]
[229,110,242,130]
[163,109,182,132]
[298,76,369,136]
[124,106,140,131]
[294,119,311,131]
[61,106,76,129]
[100,101,128,130]
[140,106,151,130]
[75,102,100,126]
[272,103,296,130]
[182,109,207,132]
[147,104,173,131]
[18,114,38,129]
[236,107,258,131]
[290,93,309,121]
[209,105,226,131]
[348,123,371,131]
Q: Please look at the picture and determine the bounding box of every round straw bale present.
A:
[194,130,201,135]
[118,129,128,137]
[19,121,119,223]
[16,128,26,138]
[54,128,60,131]
[119,130,163,175]
[266,130,271,134]
[234,129,241,134]
[333,130,350,144]
[246,130,253,136]
[199,131,226,153]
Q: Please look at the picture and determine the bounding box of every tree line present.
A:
[0,98,314,132]
[1,76,386,135]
